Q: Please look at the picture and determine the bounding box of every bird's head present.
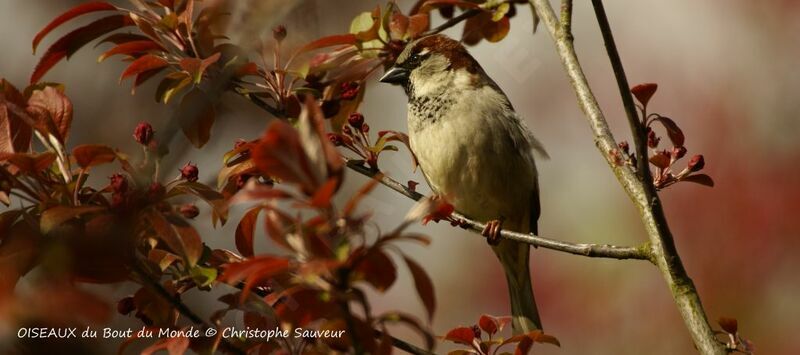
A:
[380,34,481,97]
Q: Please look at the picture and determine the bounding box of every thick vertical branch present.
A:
[529,1,725,354]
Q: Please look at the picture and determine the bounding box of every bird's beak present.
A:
[379,67,410,85]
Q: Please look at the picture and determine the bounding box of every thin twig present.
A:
[530,0,726,353]
[422,8,483,36]
[346,160,650,261]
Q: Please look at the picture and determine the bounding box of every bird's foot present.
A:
[482,218,505,246]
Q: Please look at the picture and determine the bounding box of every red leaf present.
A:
[343,177,380,217]
[32,1,117,54]
[683,174,714,187]
[97,40,163,62]
[309,177,339,208]
[404,256,436,321]
[235,207,260,257]
[252,120,317,193]
[631,83,658,107]
[219,256,290,301]
[651,116,685,147]
[352,249,396,292]
[718,317,738,334]
[648,151,671,169]
[31,14,134,84]
[119,54,169,82]
[478,314,499,335]
[294,34,357,56]
[72,144,116,168]
[443,326,475,345]
[176,88,215,148]
[515,336,533,355]
[26,86,73,143]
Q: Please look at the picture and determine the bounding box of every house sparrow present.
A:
[380,34,547,333]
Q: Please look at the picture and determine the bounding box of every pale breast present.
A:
[408,85,538,229]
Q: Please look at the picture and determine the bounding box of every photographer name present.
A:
[222,326,345,341]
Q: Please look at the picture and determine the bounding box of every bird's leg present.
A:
[482,217,505,245]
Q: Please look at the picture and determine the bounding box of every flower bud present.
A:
[348,112,364,129]
[179,204,200,219]
[342,125,352,135]
[133,122,154,145]
[109,173,128,193]
[327,133,343,146]
[339,81,360,100]
[688,154,705,172]
[180,162,199,182]
[671,146,687,160]
[361,123,370,133]
[272,25,287,42]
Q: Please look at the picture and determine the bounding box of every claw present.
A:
[482,218,504,246]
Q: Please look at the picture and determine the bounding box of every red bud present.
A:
[180,162,199,182]
[348,112,364,129]
[109,173,128,193]
[133,122,154,145]
[272,25,287,42]
[688,155,705,172]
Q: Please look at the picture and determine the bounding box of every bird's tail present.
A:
[493,238,541,334]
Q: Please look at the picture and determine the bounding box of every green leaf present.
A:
[189,265,217,287]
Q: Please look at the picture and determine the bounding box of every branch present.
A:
[346,160,650,261]
[529,0,726,353]
[423,8,482,36]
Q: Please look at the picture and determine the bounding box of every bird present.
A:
[380,34,548,334]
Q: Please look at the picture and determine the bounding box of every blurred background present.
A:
[1,0,798,354]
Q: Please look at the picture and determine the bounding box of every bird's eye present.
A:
[409,53,420,62]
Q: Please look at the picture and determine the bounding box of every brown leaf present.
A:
[648,151,671,169]
[176,88,215,148]
[407,13,430,39]
[0,80,33,154]
[97,40,163,62]
[31,14,134,84]
[0,152,55,173]
[72,144,116,168]
[718,316,738,334]
[27,86,73,143]
[651,116,685,147]
[683,174,715,187]
[40,205,105,234]
[404,256,436,321]
[32,1,117,54]
[235,207,261,258]
[389,12,410,39]
[294,34,357,56]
